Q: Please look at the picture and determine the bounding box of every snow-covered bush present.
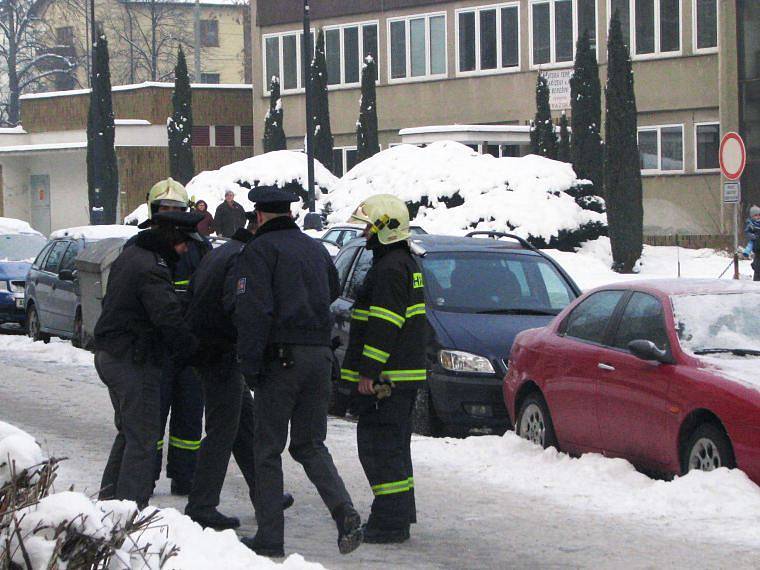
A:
[125,151,338,225]
[326,141,607,251]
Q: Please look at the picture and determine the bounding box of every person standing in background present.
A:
[214,190,247,237]
[194,200,214,236]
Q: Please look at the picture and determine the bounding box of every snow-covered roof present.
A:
[0,217,42,236]
[400,124,534,135]
[125,150,339,225]
[327,141,604,243]
[0,142,86,155]
[19,82,252,101]
[399,124,562,145]
[49,225,139,241]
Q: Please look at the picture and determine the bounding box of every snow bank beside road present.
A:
[0,336,93,366]
[0,421,325,569]
[415,432,760,547]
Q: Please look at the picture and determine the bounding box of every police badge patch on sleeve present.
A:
[236,277,247,295]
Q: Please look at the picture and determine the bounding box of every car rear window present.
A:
[421,251,576,314]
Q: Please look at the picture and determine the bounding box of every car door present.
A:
[331,245,371,363]
[596,291,675,467]
[34,240,68,330]
[51,240,81,335]
[546,290,627,452]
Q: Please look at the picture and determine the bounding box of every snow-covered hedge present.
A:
[125,151,338,225]
[326,142,606,251]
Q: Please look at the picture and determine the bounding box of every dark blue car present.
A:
[330,233,580,436]
[0,233,48,331]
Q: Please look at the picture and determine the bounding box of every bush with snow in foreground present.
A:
[125,151,338,226]
[326,141,607,250]
[0,421,324,569]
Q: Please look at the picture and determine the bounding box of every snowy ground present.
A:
[3,240,760,568]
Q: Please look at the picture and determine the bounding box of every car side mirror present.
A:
[628,339,674,364]
[58,268,75,281]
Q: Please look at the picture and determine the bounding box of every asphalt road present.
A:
[2,351,759,569]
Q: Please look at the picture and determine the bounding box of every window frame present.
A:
[42,241,70,275]
[606,0,683,61]
[387,11,448,84]
[529,0,598,70]
[322,20,380,89]
[200,19,219,48]
[200,72,220,84]
[692,0,718,54]
[261,28,314,96]
[455,2,521,77]
[331,145,360,176]
[693,121,720,173]
[608,291,671,353]
[637,123,685,175]
[558,289,627,347]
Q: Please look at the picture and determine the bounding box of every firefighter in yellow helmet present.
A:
[136,178,210,496]
[339,194,427,543]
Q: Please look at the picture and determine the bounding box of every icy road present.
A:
[2,338,760,569]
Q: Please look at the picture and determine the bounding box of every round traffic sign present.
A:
[719,132,746,181]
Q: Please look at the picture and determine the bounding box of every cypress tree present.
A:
[558,113,571,163]
[263,76,287,152]
[605,13,643,273]
[570,30,604,196]
[86,35,119,224]
[356,55,379,164]
[167,46,194,185]
[531,74,557,159]
[310,30,334,173]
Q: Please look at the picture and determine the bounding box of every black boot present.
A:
[240,535,285,558]
[185,506,240,530]
[170,479,192,496]
[332,503,363,555]
[362,524,410,544]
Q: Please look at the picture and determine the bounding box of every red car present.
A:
[503,279,760,484]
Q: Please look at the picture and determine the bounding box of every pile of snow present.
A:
[326,142,606,247]
[546,236,755,291]
[0,336,94,366]
[125,151,339,225]
[0,421,325,569]
[49,224,139,241]
[0,216,42,236]
[415,431,760,547]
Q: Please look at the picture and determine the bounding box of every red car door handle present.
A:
[597,363,615,371]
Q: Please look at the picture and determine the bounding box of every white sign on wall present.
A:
[544,69,573,111]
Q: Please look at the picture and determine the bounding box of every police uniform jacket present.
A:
[94,229,198,366]
[185,228,251,356]
[233,216,339,378]
[340,241,427,391]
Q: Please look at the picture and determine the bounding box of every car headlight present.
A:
[0,281,8,293]
[439,350,495,374]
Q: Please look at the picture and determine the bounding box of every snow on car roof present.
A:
[588,278,760,296]
[0,217,43,236]
[49,225,139,241]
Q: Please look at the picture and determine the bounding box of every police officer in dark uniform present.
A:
[234,184,363,558]
[183,213,294,530]
[94,211,202,509]
[339,194,427,544]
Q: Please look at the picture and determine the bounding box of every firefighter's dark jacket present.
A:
[340,241,427,390]
[233,216,339,378]
[94,229,198,366]
[185,228,252,356]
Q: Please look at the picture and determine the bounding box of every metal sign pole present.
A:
[733,201,740,280]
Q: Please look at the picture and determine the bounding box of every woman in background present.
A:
[195,200,214,236]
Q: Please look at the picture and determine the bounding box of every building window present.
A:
[457,4,520,74]
[200,20,219,48]
[694,0,717,52]
[609,0,681,57]
[263,30,315,94]
[215,125,235,147]
[56,26,74,46]
[388,13,447,81]
[200,72,220,84]
[332,147,359,176]
[638,125,684,173]
[323,22,378,87]
[695,122,720,171]
[240,126,254,146]
[485,144,521,157]
[530,0,597,67]
[192,126,210,147]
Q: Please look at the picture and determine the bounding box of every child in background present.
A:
[743,205,760,258]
